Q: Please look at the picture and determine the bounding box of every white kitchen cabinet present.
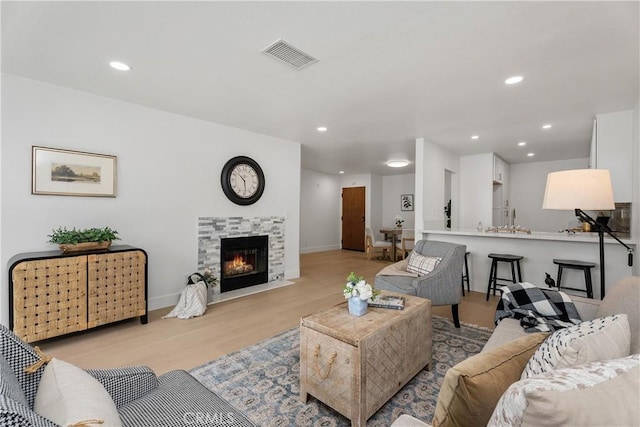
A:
[591,110,633,202]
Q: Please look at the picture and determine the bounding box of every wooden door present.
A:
[342,186,365,251]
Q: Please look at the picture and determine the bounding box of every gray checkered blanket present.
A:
[495,282,582,332]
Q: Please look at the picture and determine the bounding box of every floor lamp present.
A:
[542,169,634,299]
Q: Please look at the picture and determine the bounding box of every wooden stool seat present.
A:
[486,253,524,301]
[553,259,596,299]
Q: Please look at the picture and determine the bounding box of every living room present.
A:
[1,2,639,426]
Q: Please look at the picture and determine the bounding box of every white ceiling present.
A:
[2,1,638,176]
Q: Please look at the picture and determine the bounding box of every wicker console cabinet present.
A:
[8,245,147,343]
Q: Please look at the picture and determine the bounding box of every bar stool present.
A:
[486,253,523,301]
[461,251,470,296]
[553,259,595,299]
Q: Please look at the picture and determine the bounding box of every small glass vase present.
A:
[348,296,368,316]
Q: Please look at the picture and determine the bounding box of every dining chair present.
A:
[365,227,392,260]
[395,228,415,260]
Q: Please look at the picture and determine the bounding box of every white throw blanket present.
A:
[163,281,208,319]
[376,259,419,278]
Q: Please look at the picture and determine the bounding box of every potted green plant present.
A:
[48,226,120,253]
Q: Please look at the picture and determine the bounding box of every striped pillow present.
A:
[406,252,442,276]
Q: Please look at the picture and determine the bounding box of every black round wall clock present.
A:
[220,156,265,205]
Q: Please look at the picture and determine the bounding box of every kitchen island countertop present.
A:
[422,229,635,245]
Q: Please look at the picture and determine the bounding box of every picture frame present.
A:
[401,193,414,211]
[32,146,117,197]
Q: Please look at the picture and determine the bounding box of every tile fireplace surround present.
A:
[197,216,285,299]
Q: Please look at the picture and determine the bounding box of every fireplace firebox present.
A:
[220,235,268,292]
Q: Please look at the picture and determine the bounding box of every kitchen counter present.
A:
[422,229,637,300]
[423,229,634,245]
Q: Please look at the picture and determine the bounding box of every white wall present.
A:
[370,174,383,239]
[509,158,590,232]
[382,174,415,229]
[301,171,413,253]
[1,74,301,324]
[300,169,341,253]
[416,138,460,231]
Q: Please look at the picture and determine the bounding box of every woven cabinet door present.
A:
[12,256,88,342]
[87,250,146,328]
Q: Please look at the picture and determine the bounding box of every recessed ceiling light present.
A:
[471,135,479,140]
[317,126,327,132]
[386,160,409,168]
[542,124,552,129]
[527,153,535,157]
[518,141,527,146]
[505,76,523,85]
[109,61,131,71]
[338,170,345,174]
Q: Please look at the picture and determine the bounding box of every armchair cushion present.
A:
[86,366,159,408]
[118,370,254,427]
[34,358,122,427]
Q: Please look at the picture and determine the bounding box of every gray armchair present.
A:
[0,323,254,427]
[374,240,466,327]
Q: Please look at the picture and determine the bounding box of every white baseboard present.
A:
[300,244,341,254]
[148,293,181,311]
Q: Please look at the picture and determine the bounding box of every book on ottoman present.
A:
[368,295,405,310]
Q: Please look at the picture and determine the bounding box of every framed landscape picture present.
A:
[401,193,414,211]
[32,146,117,197]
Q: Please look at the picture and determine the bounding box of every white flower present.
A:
[343,282,355,299]
[344,280,373,300]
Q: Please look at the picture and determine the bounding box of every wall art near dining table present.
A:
[401,193,414,211]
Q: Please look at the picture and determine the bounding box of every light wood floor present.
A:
[39,250,500,374]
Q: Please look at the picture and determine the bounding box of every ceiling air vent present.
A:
[262,39,318,70]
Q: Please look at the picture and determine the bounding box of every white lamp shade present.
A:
[542,169,615,211]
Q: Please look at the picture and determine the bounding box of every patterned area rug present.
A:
[190,316,492,426]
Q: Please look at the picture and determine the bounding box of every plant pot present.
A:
[348,296,368,317]
[59,240,111,254]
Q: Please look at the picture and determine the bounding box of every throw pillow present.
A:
[406,252,442,276]
[34,358,122,427]
[521,314,630,379]
[432,332,547,427]
[488,354,640,427]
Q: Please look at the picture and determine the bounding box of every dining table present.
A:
[379,227,403,261]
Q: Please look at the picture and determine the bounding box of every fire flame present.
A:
[231,253,247,268]
[225,253,254,276]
